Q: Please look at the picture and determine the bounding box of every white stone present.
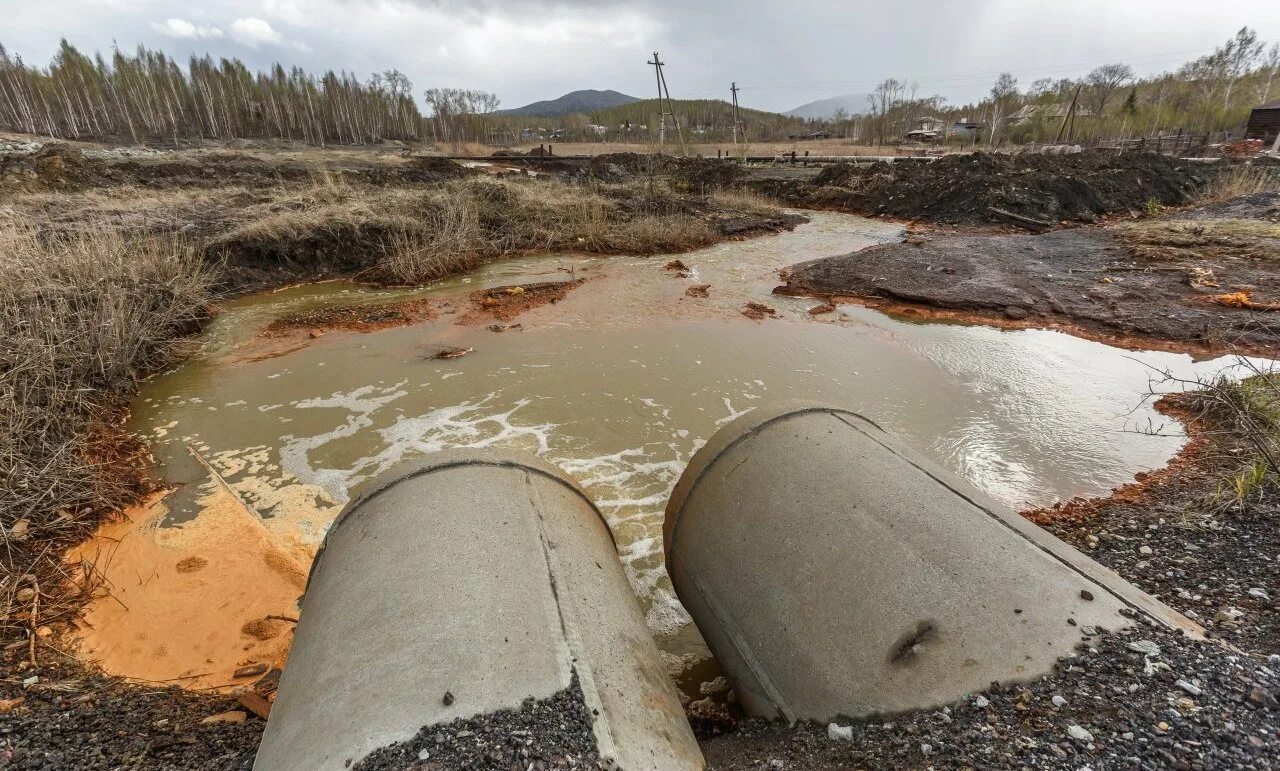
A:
[1052,695,1068,708]
[827,723,853,742]
[1067,725,1093,742]
[1127,640,1161,657]
[1176,679,1203,697]
[974,695,990,708]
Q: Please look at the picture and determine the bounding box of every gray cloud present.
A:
[3,1,1279,113]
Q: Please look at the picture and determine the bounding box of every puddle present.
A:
[72,211,1268,692]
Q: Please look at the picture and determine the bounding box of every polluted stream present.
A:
[71,211,1264,699]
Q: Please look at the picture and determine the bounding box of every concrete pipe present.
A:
[664,403,1200,722]
[256,449,702,771]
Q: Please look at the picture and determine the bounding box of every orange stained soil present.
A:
[68,484,311,692]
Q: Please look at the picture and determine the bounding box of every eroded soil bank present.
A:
[778,192,1280,354]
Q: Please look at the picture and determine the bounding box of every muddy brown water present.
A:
[80,211,1267,696]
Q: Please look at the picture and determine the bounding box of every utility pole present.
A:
[1056,83,1083,145]
[730,81,743,150]
[647,51,685,153]
[649,52,666,145]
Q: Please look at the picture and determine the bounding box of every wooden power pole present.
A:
[730,81,743,149]
[647,52,685,152]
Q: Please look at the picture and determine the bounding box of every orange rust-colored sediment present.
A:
[262,297,437,337]
[797,292,1275,358]
[68,485,311,692]
[1022,396,1206,526]
[458,280,586,325]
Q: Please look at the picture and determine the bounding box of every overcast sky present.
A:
[3,1,1279,112]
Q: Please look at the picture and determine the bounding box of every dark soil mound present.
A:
[798,151,1210,226]
[0,144,101,192]
[586,153,745,191]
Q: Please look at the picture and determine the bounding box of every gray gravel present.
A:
[353,672,602,771]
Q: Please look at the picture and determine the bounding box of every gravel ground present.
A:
[0,649,263,769]
[701,623,1279,770]
[353,673,603,770]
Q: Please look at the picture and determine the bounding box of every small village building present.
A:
[1246,101,1280,144]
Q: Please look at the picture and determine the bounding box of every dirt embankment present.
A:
[1028,382,1280,657]
[748,150,1211,227]
[778,191,1280,354]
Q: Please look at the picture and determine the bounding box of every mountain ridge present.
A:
[497,89,641,117]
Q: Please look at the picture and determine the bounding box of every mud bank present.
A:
[747,150,1212,227]
[1030,388,1280,657]
[778,192,1280,355]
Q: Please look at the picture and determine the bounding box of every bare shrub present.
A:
[0,223,211,641]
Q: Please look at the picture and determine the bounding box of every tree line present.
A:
[2,29,1277,148]
[0,40,427,145]
[848,27,1279,146]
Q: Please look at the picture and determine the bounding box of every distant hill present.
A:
[784,94,871,120]
[584,98,806,139]
[498,89,640,117]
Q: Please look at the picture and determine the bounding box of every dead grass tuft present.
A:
[209,176,724,285]
[0,222,212,644]
[1200,163,1280,202]
[1114,218,1280,263]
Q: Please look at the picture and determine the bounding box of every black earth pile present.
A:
[0,650,263,770]
[585,152,745,191]
[757,151,1209,226]
[353,673,603,771]
[0,144,473,194]
[702,623,1279,770]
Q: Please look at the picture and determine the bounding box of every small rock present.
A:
[9,519,29,542]
[442,691,455,707]
[35,626,52,638]
[1127,640,1161,657]
[0,697,25,712]
[417,749,430,761]
[827,723,853,742]
[233,664,268,679]
[308,329,324,339]
[1079,589,1094,601]
[973,695,990,708]
[1247,588,1270,601]
[1066,725,1093,743]
[1052,695,1068,708]
[21,676,37,687]
[201,710,247,725]
[1139,545,1153,556]
[1175,679,1202,697]
[920,742,933,756]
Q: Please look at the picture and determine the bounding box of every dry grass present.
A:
[1199,163,1280,202]
[0,223,211,644]
[1114,218,1280,263]
[210,175,724,285]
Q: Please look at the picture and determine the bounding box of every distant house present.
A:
[1246,101,1280,144]
[949,119,982,140]
[905,116,945,141]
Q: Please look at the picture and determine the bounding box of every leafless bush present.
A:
[1139,356,1279,513]
[0,223,211,642]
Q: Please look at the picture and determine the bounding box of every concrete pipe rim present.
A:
[661,401,1204,639]
[307,448,615,590]
[662,401,884,578]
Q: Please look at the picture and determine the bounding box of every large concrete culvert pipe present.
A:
[256,449,702,771]
[664,403,1202,723]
